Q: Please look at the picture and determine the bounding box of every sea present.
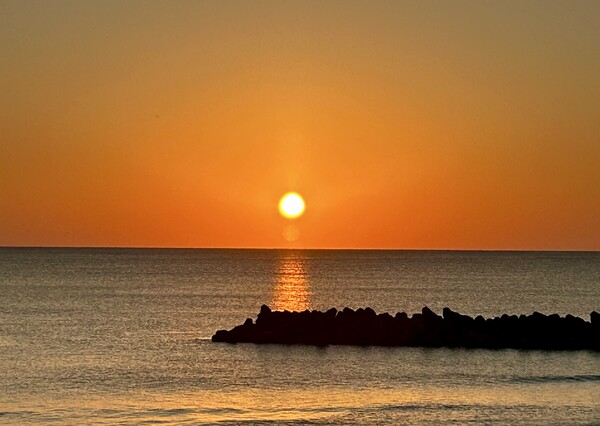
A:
[1,248,599,425]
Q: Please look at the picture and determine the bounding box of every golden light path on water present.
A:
[272,251,311,312]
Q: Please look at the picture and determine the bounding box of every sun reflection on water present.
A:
[272,251,311,312]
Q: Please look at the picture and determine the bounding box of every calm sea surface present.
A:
[1,248,599,424]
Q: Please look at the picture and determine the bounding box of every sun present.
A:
[279,192,305,219]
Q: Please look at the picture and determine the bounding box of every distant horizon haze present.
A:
[1,246,598,253]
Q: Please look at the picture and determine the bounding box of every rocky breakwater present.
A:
[213,305,600,350]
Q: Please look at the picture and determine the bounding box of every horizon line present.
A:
[0,245,598,253]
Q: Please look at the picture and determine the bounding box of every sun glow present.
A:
[279,193,305,219]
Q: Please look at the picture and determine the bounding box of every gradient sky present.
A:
[1,1,599,249]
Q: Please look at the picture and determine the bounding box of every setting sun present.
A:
[279,193,305,219]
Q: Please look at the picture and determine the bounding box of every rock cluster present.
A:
[212,305,600,350]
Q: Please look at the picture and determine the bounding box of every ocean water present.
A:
[1,248,599,424]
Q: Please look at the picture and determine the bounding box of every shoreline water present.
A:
[1,248,599,424]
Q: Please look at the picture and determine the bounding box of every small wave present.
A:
[509,374,600,384]
[147,407,195,416]
[367,402,473,413]
[199,407,247,415]
[0,411,37,417]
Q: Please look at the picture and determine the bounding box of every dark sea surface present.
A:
[1,248,599,424]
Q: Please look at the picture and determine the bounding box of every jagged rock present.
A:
[326,307,337,318]
[395,312,408,321]
[422,306,442,321]
[211,306,599,351]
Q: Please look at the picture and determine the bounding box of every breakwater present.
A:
[212,305,600,350]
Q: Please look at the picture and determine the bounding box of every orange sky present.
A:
[1,1,599,250]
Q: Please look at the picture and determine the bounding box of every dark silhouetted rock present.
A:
[211,306,599,351]
[422,306,441,321]
[395,312,408,321]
